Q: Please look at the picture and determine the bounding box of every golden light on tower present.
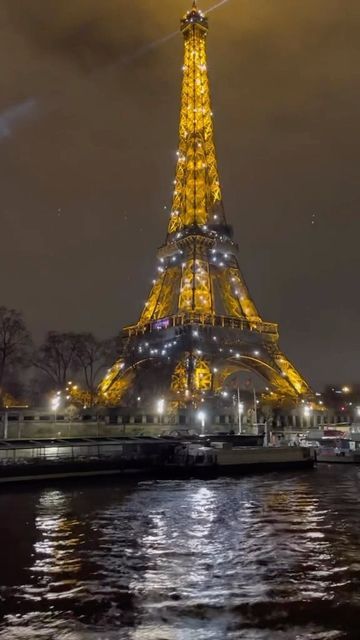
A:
[169,2,221,234]
[99,3,313,408]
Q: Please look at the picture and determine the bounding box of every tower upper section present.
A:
[181,2,208,32]
[167,3,226,236]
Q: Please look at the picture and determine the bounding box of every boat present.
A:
[0,437,315,484]
[314,436,360,464]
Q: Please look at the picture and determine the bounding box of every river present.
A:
[0,465,359,639]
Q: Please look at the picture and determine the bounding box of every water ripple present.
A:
[0,467,359,639]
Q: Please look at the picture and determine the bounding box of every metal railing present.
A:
[126,314,278,337]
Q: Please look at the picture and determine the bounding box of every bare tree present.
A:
[0,307,32,406]
[73,333,114,405]
[33,331,79,388]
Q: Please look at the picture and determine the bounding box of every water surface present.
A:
[0,465,360,639]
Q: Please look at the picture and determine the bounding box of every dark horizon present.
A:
[1,0,359,389]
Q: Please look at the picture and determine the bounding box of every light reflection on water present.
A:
[0,466,360,639]
[28,490,84,604]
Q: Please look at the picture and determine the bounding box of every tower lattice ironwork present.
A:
[100,2,312,407]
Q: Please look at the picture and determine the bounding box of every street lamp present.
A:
[238,401,244,435]
[51,395,60,423]
[197,410,206,435]
[234,387,244,435]
[157,398,165,424]
[303,405,312,428]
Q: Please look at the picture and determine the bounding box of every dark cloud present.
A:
[3,0,171,69]
[0,0,359,387]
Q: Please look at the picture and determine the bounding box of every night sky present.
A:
[0,0,359,389]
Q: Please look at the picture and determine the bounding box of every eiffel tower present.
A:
[100,2,312,407]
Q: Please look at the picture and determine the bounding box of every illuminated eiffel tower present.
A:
[100,2,312,407]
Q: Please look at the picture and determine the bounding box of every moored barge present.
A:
[0,437,315,484]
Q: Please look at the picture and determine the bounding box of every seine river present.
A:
[0,465,360,639]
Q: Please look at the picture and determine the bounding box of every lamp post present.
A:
[3,410,8,440]
[237,388,244,435]
[303,405,312,429]
[356,406,360,428]
[253,387,258,427]
[197,410,206,435]
[157,398,165,425]
[51,394,60,423]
